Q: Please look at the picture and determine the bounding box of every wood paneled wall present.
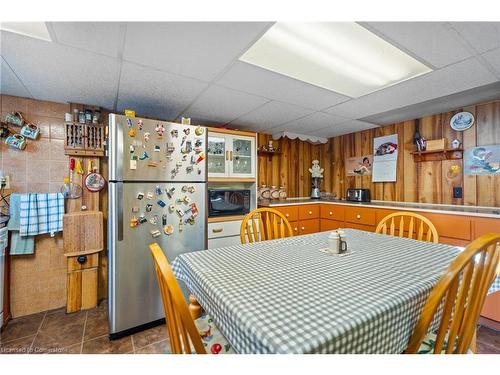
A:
[258,99,500,207]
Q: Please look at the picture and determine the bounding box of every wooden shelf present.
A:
[411,148,463,162]
[208,177,256,183]
[258,149,282,161]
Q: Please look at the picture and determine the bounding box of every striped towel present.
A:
[19,193,64,236]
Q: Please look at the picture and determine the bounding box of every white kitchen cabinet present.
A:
[207,132,256,179]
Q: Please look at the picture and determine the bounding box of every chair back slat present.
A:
[376,212,439,243]
[405,233,500,354]
[149,243,207,354]
[240,208,293,244]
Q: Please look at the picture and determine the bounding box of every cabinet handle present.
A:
[229,151,233,161]
[356,214,361,219]
[225,151,229,161]
[212,228,223,233]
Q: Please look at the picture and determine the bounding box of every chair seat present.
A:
[417,333,473,354]
[195,315,235,354]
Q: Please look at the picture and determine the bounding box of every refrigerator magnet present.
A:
[145,203,153,212]
[171,129,178,137]
[147,161,158,167]
[188,186,196,193]
[196,152,205,164]
[150,229,161,238]
[132,206,139,213]
[149,215,159,225]
[139,151,149,160]
[178,219,184,232]
[155,185,162,195]
[127,118,133,127]
[181,135,187,146]
[181,185,188,192]
[195,126,204,136]
[166,187,175,199]
[157,200,166,208]
[130,159,137,170]
[155,123,165,137]
[176,208,184,217]
[183,128,191,135]
[146,192,154,200]
[186,166,193,173]
[154,145,161,152]
[185,216,195,225]
[130,216,139,228]
[163,224,174,235]
[144,132,151,142]
[128,128,137,137]
[162,214,167,226]
[138,216,147,224]
[168,204,175,213]
[138,119,143,130]
[137,192,144,200]
[190,203,199,217]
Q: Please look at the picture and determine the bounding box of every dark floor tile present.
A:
[0,312,45,344]
[84,303,108,340]
[132,325,168,350]
[32,310,86,351]
[0,335,35,354]
[477,326,500,350]
[34,343,82,354]
[476,340,500,354]
[82,335,133,354]
[46,306,66,316]
[135,339,171,354]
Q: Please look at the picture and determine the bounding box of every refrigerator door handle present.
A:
[117,182,124,241]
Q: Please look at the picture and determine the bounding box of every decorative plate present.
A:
[450,111,475,131]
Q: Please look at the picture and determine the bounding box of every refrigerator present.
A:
[108,114,207,339]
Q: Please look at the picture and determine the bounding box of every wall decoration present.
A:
[450,111,475,131]
[372,134,398,182]
[464,145,500,175]
[346,155,373,176]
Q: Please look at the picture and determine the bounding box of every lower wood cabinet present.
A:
[298,219,319,235]
[320,219,344,232]
[66,252,99,313]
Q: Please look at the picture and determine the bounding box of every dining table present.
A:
[171,229,500,354]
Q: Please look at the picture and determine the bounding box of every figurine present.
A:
[308,160,324,178]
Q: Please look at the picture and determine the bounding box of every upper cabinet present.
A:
[207,130,256,179]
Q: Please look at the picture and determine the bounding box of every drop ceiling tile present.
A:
[117,62,208,121]
[271,111,348,133]
[123,22,272,82]
[0,57,32,98]
[181,85,269,124]
[1,31,120,108]
[360,22,473,68]
[50,22,124,58]
[325,57,498,119]
[216,62,351,111]
[231,100,314,129]
[481,48,500,78]
[312,120,378,138]
[450,22,500,54]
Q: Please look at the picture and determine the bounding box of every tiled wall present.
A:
[1,94,70,317]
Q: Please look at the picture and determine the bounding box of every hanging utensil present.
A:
[83,160,106,192]
[60,158,82,199]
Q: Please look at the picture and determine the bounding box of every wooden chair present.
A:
[376,212,439,243]
[149,243,234,354]
[405,232,500,354]
[240,207,293,244]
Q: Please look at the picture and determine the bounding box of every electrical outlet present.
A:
[453,186,462,199]
[1,175,10,189]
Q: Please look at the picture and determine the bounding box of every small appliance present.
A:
[311,177,321,199]
[208,189,251,217]
[346,188,371,202]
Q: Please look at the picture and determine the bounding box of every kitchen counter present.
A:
[259,198,500,219]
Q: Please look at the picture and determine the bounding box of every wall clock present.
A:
[450,111,475,131]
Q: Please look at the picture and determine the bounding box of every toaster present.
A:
[346,188,371,202]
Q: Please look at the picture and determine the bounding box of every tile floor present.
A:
[1,301,499,354]
[0,301,171,354]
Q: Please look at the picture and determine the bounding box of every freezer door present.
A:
[108,181,207,335]
[109,114,207,182]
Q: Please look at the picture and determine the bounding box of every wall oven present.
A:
[208,189,251,217]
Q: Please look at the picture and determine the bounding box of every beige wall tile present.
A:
[27,159,51,183]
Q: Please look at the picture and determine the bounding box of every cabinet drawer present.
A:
[473,218,500,238]
[298,219,320,235]
[422,213,471,241]
[208,235,241,249]
[344,222,375,232]
[298,205,319,220]
[320,205,345,221]
[320,219,344,232]
[67,253,99,272]
[275,205,299,222]
[289,221,299,236]
[345,207,376,226]
[208,220,242,239]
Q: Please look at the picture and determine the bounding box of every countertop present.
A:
[258,198,500,219]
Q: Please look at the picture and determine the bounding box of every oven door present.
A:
[209,190,250,217]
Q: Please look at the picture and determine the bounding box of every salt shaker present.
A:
[337,230,348,253]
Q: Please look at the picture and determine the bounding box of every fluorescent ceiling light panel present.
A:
[239,22,432,98]
[0,22,51,42]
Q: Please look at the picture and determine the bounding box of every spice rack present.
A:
[64,122,105,156]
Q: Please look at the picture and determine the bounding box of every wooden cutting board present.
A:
[63,211,103,256]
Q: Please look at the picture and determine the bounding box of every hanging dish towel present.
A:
[19,193,64,236]
[7,194,35,255]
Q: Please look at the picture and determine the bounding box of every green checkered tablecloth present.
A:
[172,229,499,354]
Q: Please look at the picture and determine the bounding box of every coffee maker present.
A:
[311,177,321,199]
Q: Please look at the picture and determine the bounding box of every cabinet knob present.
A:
[356,214,361,219]
[77,255,87,265]
[212,228,223,233]
[294,227,298,231]
[308,211,312,215]
[285,213,289,217]
[301,226,305,230]
[329,211,333,215]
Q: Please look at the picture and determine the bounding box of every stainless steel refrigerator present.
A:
[108,114,207,339]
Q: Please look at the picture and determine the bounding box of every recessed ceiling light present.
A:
[0,22,51,42]
[239,22,432,98]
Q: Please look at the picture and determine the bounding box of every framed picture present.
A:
[450,111,475,131]
[346,155,373,176]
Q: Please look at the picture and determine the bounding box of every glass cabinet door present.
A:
[230,136,255,177]
[207,135,227,177]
